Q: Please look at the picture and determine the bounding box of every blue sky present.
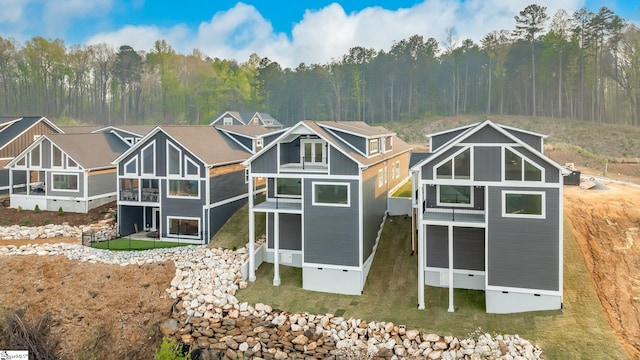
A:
[0,1,637,68]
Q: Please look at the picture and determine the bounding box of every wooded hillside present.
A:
[0,5,638,127]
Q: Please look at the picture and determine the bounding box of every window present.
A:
[384,165,388,184]
[142,143,155,175]
[52,173,78,191]
[395,161,400,179]
[301,140,325,164]
[313,182,349,206]
[124,137,134,145]
[256,138,263,150]
[168,179,199,198]
[504,148,542,181]
[369,139,379,155]
[16,155,26,167]
[120,178,139,201]
[168,217,200,238]
[244,168,249,184]
[436,148,470,180]
[167,143,181,175]
[503,191,545,218]
[67,157,77,168]
[185,157,199,177]
[30,144,41,167]
[276,178,301,197]
[223,117,233,125]
[124,157,138,175]
[437,185,473,207]
[52,145,63,167]
[377,169,383,187]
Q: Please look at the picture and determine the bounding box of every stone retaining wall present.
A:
[0,220,117,241]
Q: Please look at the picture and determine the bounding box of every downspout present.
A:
[248,166,256,282]
[448,224,454,312]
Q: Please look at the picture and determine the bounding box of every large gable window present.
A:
[436,148,470,180]
[167,142,181,176]
[30,144,41,167]
[504,148,542,181]
[313,182,349,206]
[437,185,473,207]
[503,191,545,219]
[142,143,155,175]
[52,145,63,168]
[124,157,138,175]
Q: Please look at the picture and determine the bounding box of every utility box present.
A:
[564,170,581,185]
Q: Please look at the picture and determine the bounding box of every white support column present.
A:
[248,176,256,282]
[417,183,425,310]
[273,212,281,286]
[448,224,454,313]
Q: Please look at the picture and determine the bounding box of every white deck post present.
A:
[417,182,425,309]
[448,224,454,312]
[273,212,281,286]
[248,176,256,282]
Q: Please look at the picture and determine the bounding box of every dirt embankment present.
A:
[0,256,175,359]
[564,183,640,358]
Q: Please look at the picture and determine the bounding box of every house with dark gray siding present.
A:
[5,133,129,213]
[0,116,63,194]
[112,125,267,245]
[245,120,412,295]
[410,120,569,313]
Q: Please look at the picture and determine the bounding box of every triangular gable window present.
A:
[505,148,542,181]
[436,148,471,180]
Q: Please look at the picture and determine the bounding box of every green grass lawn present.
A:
[236,216,628,359]
[391,180,412,198]
[208,202,266,250]
[90,238,191,251]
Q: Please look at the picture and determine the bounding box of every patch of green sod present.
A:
[90,238,191,251]
[236,216,629,359]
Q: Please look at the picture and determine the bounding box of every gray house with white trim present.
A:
[246,120,412,295]
[112,125,271,244]
[411,120,569,313]
[5,133,129,213]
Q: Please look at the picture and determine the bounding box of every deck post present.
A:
[417,182,425,310]
[448,224,454,312]
[273,212,281,286]
[248,177,256,282]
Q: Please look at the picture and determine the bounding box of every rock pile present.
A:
[0,240,543,359]
[160,303,542,359]
[0,221,117,241]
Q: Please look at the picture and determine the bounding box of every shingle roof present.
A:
[47,133,130,169]
[215,125,278,137]
[59,126,103,134]
[316,120,395,137]
[159,126,252,166]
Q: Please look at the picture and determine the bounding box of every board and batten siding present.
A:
[267,213,302,251]
[87,170,117,196]
[252,146,277,174]
[329,147,359,176]
[473,146,502,182]
[487,186,560,291]
[0,121,59,159]
[303,178,359,267]
[361,163,388,262]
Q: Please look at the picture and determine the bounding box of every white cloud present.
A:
[0,0,33,23]
[81,0,593,67]
[86,24,191,53]
[43,0,113,37]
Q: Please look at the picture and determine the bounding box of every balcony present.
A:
[422,207,485,224]
[280,157,328,173]
[253,196,302,213]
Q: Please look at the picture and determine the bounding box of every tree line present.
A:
[0,4,639,127]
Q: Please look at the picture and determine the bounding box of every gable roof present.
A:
[214,125,282,138]
[411,119,570,174]
[5,133,129,170]
[0,116,63,151]
[113,126,252,167]
[316,120,395,138]
[245,120,412,168]
[210,111,284,128]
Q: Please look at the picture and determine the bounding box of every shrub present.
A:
[17,206,22,213]
[21,220,31,227]
[34,204,40,213]
[154,337,191,360]
[43,218,50,225]
[57,207,64,216]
